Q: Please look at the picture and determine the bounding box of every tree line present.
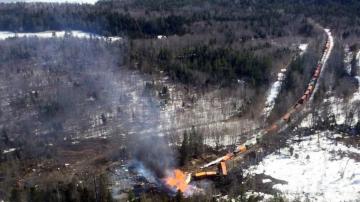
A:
[0,0,341,39]
[131,44,271,87]
[0,3,188,38]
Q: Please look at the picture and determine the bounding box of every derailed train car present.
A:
[194,36,332,180]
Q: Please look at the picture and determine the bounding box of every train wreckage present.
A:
[164,28,334,192]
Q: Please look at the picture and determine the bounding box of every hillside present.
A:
[0,1,359,201]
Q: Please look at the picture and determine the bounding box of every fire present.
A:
[164,169,190,192]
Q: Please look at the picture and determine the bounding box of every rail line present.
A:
[187,28,334,182]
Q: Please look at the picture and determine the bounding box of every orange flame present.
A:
[164,169,189,192]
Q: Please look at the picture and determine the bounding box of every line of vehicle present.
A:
[189,28,334,181]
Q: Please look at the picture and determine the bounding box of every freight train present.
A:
[190,31,332,181]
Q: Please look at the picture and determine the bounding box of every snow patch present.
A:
[299,43,308,56]
[3,148,16,154]
[351,76,360,102]
[157,35,167,39]
[299,113,314,128]
[263,68,287,117]
[0,31,122,42]
[262,178,272,183]
[0,0,97,4]
[246,131,360,202]
[245,191,273,201]
[315,74,360,127]
[324,96,348,125]
[263,42,309,117]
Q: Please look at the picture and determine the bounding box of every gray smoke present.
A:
[130,135,175,178]
[0,36,175,179]
[123,74,176,178]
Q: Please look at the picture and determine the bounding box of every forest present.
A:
[0,0,360,201]
[1,0,358,88]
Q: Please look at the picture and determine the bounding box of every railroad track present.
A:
[188,27,334,181]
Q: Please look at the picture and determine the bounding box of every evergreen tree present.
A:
[179,131,189,166]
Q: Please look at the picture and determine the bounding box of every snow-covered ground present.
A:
[304,49,360,127]
[299,43,308,56]
[218,192,273,201]
[246,131,360,202]
[0,0,97,4]
[0,31,121,42]
[263,68,287,118]
[2,148,16,154]
[263,43,309,118]
[248,29,360,201]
